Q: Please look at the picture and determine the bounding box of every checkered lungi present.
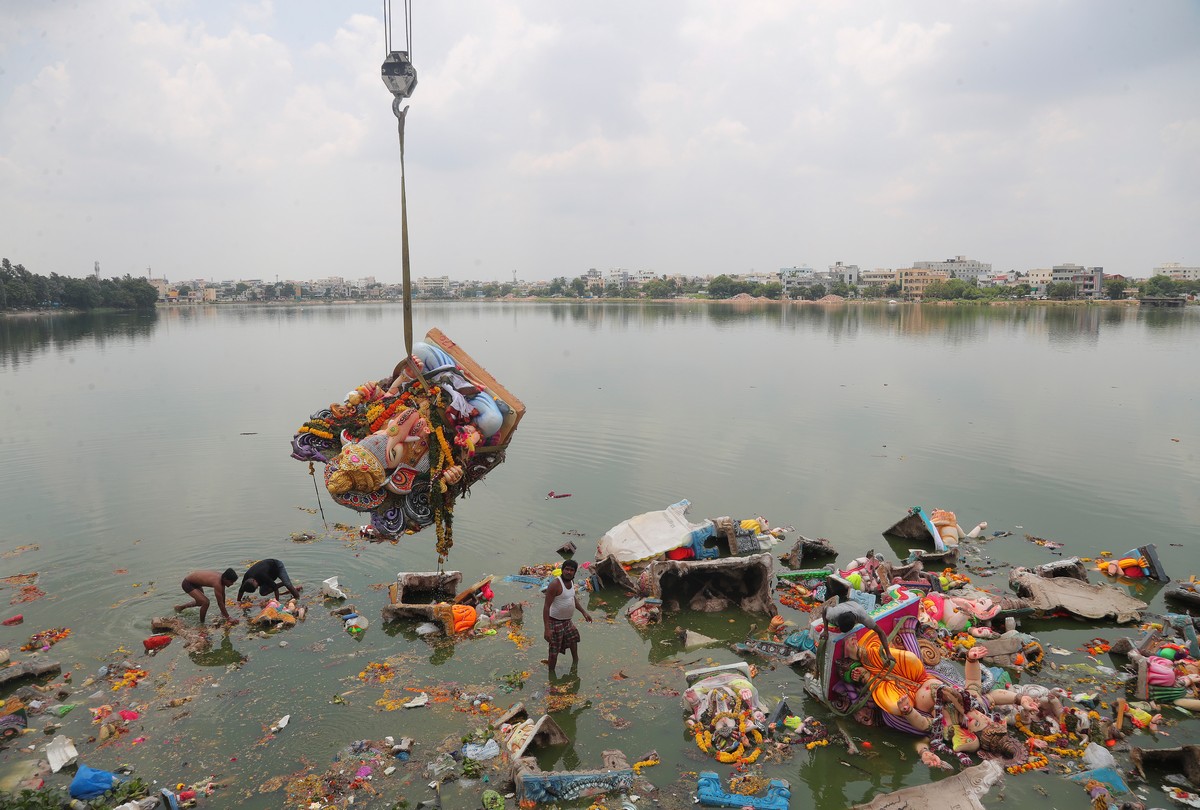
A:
[547,617,580,655]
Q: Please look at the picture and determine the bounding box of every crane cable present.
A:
[384,0,423,387]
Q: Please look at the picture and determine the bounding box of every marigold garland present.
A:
[696,711,764,765]
[111,668,149,691]
[805,738,830,750]
[1007,753,1049,774]
[631,756,660,775]
[20,627,71,651]
[1015,717,1064,743]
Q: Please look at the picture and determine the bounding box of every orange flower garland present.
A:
[1007,753,1049,774]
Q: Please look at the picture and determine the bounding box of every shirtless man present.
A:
[175,568,239,625]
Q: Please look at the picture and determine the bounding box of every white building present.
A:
[912,255,992,284]
[629,270,658,288]
[414,276,452,295]
[978,271,1021,288]
[830,262,860,286]
[605,269,631,290]
[779,266,814,297]
[1051,263,1103,299]
[1156,262,1200,282]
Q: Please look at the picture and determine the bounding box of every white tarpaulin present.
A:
[595,500,715,564]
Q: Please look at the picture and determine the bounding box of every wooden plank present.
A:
[426,327,525,446]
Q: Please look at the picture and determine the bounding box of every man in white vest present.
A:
[542,559,593,674]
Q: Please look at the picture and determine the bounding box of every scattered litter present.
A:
[404,692,429,708]
[321,576,348,599]
[545,491,572,499]
[270,715,290,733]
[46,735,79,772]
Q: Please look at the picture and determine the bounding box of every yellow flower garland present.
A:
[695,711,764,765]
[1006,753,1048,774]
[632,756,660,775]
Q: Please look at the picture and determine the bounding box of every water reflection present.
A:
[188,632,247,667]
[527,301,1197,344]
[544,669,591,771]
[0,311,158,369]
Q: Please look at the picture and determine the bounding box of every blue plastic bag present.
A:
[69,764,117,799]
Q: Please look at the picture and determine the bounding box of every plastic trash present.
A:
[345,616,369,631]
[321,576,347,599]
[404,692,429,708]
[112,799,159,810]
[415,622,440,636]
[424,752,458,781]
[69,765,119,799]
[461,738,501,761]
[47,735,79,773]
[143,635,172,653]
[2,614,23,626]
[270,714,291,733]
[1082,741,1117,770]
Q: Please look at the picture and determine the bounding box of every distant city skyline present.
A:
[2,2,1197,283]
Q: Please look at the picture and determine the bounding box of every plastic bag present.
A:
[461,738,501,761]
[69,764,118,799]
[46,735,79,773]
[1081,741,1117,771]
[424,752,458,781]
[321,576,347,599]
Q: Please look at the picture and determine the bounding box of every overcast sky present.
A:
[2,1,1197,284]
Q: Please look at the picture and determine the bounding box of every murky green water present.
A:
[1,302,1197,808]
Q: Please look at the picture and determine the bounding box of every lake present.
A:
[1,301,1198,808]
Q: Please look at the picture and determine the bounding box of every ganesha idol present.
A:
[918,592,1000,637]
[292,337,517,539]
[1095,544,1169,582]
[929,509,987,549]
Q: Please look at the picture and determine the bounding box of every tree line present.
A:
[0,259,159,311]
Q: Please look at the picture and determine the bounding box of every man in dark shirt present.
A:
[237,559,302,602]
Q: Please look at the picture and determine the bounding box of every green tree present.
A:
[707,274,754,299]
[546,277,565,296]
[1139,274,1179,297]
[1103,278,1128,300]
[884,282,902,298]
[641,279,673,298]
[1047,281,1076,300]
[569,278,587,297]
[757,282,783,300]
[60,277,102,309]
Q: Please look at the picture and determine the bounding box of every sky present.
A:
[1,1,1198,284]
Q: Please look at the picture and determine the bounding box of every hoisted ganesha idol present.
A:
[325,407,473,499]
[291,331,525,547]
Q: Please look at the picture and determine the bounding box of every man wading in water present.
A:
[542,559,593,675]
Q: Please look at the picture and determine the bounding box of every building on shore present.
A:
[912,255,992,284]
[1051,263,1103,299]
[1156,262,1200,282]
[897,268,951,299]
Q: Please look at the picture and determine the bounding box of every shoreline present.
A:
[0,298,1165,319]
